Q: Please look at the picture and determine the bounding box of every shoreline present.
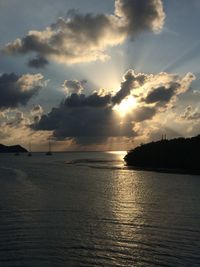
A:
[126,165,200,176]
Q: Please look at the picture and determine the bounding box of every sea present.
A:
[0,151,200,267]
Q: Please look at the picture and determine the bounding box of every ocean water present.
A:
[0,151,200,267]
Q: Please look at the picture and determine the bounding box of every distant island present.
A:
[0,144,27,153]
[124,135,200,174]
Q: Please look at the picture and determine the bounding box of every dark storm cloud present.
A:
[28,55,49,68]
[130,106,156,122]
[144,83,179,104]
[33,68,144,143]
[32,70,196,145]
[115,0,165,35]
[0,73,44,109]
[142,72,196,105]
[64,93,112,108]
[3,0,165,66]
[112,69,147,104]
[32,84,141,144]
[33,96,134,144]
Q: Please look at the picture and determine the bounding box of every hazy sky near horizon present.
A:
[0,0,200,151]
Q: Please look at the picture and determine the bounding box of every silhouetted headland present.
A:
[124,135,200,174]
[0,144,27,153]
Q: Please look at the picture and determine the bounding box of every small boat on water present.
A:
[28,143,32,157]
[46,140,52,156]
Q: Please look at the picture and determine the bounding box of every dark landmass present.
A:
[124,135,200,175]
[0,144,27,153]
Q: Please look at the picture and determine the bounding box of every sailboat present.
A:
[46,140,52,156]
[28,143,32,157]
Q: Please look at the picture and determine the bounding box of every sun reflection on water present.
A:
[109,170,146,246]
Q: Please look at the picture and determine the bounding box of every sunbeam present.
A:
[113,95,137,117]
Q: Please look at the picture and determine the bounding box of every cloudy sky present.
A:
[0,0,200,151]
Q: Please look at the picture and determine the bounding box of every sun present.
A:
[113,95,137,117]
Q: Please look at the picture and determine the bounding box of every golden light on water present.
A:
[113,95,137,117]
[106,150,127,162]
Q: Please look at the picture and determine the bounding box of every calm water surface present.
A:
[0,152,200,266]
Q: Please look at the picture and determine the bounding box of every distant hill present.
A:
[124,135,200,174]
[0,144,27,153]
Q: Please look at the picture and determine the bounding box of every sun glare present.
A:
[113,95,137,117]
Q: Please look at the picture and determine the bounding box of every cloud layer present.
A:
[63,79,87,94]
[181,106,200,121]
[0,73,45,109]
[3,0,165,66]
[32,69,195,145]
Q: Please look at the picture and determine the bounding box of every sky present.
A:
[0,0,200,151]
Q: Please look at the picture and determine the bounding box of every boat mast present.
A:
[28,142,32,156]
[49,140,51,153]
[46,138,52,155]
[29,142,32,153]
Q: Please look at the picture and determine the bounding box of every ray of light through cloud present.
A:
[0,0,199,150]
